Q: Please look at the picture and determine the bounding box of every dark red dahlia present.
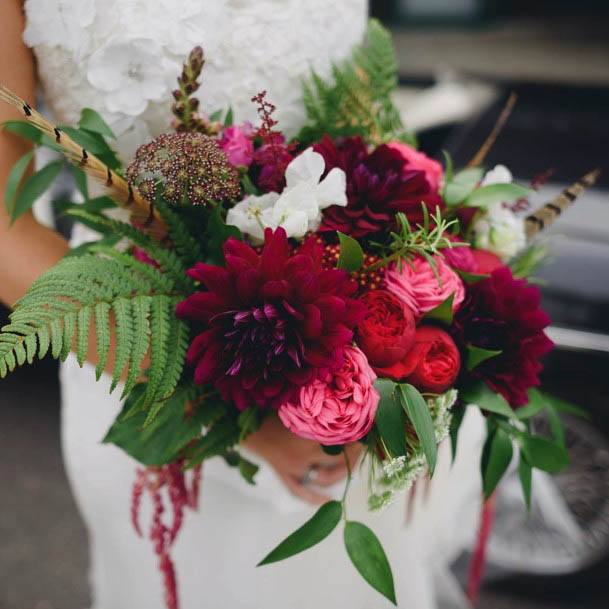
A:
[451,266,554,407]
[313,136,444,238]
[176,228,367,410]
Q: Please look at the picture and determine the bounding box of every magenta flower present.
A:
[176,228,367,410]
[219,122,254,168]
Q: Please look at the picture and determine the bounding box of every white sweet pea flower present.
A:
[473,201,526,261]
[227,148,347,242]
[481,164,513,186]
[87,38,178,116]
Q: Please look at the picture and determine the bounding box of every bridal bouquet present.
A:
[0,20,598,608]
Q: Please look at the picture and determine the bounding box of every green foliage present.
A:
[509,241,550,279]
[103,384,211,466]
[398,384,437,474]
[337,231,364,272]
[423,293,455,326]
[466,344,502,371]
[481,426,513,498]
[443,167,484,207]
[258,501,342,566]
[464,182,532,208]
[0,229,190,411]
[344,521,396,605]
[374,379,407,458]
[297,19,412,146]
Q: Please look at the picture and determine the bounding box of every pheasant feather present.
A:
[525,169,601,239]
[0,84,165,236]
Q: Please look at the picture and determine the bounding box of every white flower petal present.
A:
[285,148,325,188]
[316,167,347,209]
[481,164,513,186]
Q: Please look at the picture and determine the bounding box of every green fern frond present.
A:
[66,208,193,291]
[153,195,205,266]
[297,18,413,146]
[0,252,190,410]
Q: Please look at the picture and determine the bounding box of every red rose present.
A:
[356,290,416,367]
[376,326,461,393]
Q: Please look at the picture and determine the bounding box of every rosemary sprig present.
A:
[364,205,466,277]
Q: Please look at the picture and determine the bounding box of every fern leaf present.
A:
[76,307,91,366]
[142,294,171,406]
[110,297,133,392]
[122,295,151,398]
[61,311,76,361]
[94,301,111,380]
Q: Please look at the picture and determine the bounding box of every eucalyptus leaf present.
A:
[258,501,342,565]
[520,435,569,474]
[374,378,406,458]
[466,344,502,371]
[423,293,454,325]
[464,183,532,208]
[344,521,396,605]
[11,159,63,223]
[399,384,437,473]
[444,167,484,207]
[482,427,513,498]
[337,231,364,272]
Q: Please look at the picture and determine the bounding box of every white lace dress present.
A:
[24,2,485,608]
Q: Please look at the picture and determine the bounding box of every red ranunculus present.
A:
[356,290,416,367]
[376,326,461,393]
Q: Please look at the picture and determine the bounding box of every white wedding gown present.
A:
[24,2,486,607]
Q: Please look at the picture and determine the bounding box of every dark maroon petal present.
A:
[235,268,261,303]
[301,304,322,338]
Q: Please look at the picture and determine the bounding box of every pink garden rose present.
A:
[219,122,254,167]
[385,255,465,317]
[387,142,443,193]
[278,346,379,445]
[442,236,478,274]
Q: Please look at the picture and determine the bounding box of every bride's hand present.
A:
[243,413,363,505]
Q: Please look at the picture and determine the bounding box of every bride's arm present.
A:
[0,0,69,308]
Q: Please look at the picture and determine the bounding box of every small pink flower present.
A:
[387,142,443,193]
[219,122,254,168]
[385,255,465,318]
[278,346,379,445]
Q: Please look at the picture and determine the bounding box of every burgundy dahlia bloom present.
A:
[451,266,554,407]
[313,136,444,238]
[176,228,367,410]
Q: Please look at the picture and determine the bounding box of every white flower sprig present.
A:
[226,148,347,243]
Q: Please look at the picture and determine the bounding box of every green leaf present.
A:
[461,382,516,420]
[423,293,454,325]
[465,183,532,208]
[103,387,208,466]
[321,444,344,456]
[455,269,490,285]
[398,384,437,473]
[11,159,63,223]
[209,109,222,122]
[206,206,242,265]
[482,427,513,498]
[449,403,466,464]
[2,120,43,143]
[237,406,261,442]
[224,106,234,127]
[238,456,259,485]
[542,393,588,419]
[186,416,240,466]
[70,166,90,200]
[374,378,406,457]
[59,125,121,169]
[520,435,569,474]
[441,150,453,193]
[78,108,116,140]
[344,521,396,605]
[515,388,547,420]
[518,450,532,510]
[466,344,502,371]
[4,150,34,215]
[444,167,484,207]
[336,231,364,272]
[258,501,342,566]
